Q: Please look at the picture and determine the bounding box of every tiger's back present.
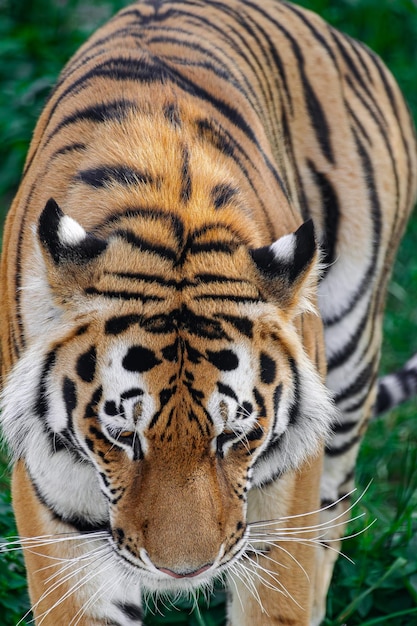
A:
[1,2,416,625]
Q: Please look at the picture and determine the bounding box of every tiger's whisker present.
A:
[229,561,268,613]
[250,511,367,538]
[35,554,115,626]
[70,562,121,626]
[247,539,310,581]
[249,484,371,529]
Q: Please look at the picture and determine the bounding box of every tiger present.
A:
[1,1,416,625]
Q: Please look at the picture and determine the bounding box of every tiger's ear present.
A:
[38,198,107,265]
[23,200,108,339]
[250,220,318,314]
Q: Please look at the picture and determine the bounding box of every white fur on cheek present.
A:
[0,342,108,524]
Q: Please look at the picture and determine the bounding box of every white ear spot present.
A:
[58,215,87,246]
[270,232,296,263]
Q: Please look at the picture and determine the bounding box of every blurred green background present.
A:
[0,0,416,624]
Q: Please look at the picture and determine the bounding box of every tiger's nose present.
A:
[158,563,212,579]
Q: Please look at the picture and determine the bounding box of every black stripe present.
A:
[253,388,266,418]
[195,293,261,304]
[323,128,381,326]
[180,146,192,203]
[189,241,238,255]
[272,384,282,425]
[211,183,238,210]
[36,350,57,419]
[216,430,237,457]
[327,300,371,371]
[207,349,239,371]
[76,346,97,383]
[55,55,172,106]
[120,388,144,400]
[250,15,294,114]
[188,409,208,437]
[194,273,250,285]
[45,99,138,147]
[307,160,340,270]
[52,142,87,158]
[287,357,300,426]
[346,101,372,145]
[76,165,154,188]
[342,369,378,414]
[85,287,164,302]
[60,377,80,453]
[374,381,391,415]
[331,419,359,435]
[63,377,77,418]
[217,382,239,401]
[105,314,142,335]
[348,38,375,85]
[245,425,264,443]
[14,180,41,353]
[114,229,178,262]
[334,360,375,404]
[260,352,276,385]
[177,306,229,339]
[116,602,143,622]
[164,101,181,127]
[93,207,185,248]
[325,433,361,457]
[214,314,253,338]
[84,386,103,419]
[280,106,309,219]
[190,221,245,242]
[195,117,235,157]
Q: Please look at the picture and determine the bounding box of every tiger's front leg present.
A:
[227,455,323,626]
[12,461,143,626]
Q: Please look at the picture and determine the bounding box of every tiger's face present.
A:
[2,198,333,592]
[60,304,297,588]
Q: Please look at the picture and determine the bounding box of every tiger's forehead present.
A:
[61,100,263,247]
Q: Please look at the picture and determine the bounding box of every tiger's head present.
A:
[1,196,334,592]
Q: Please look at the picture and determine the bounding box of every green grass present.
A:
[1,0,417,624]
